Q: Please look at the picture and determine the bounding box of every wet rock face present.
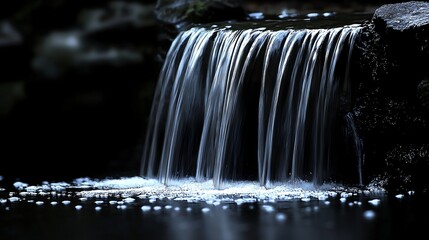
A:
[351,1,429,194]
[373,1,429,32]
[155,0,245,27]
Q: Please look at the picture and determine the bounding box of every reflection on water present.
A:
[0,176,426,240]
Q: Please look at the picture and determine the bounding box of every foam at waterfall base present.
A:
[8,176,386,203]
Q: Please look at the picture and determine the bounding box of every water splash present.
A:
[141,24,362,188]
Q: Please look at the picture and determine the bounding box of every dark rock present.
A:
[155,0,246,27]
[373,1,429,33]
[383,144,429,194]
[417,79,429,111]
[154,0,247,62]
[351,1,429,193]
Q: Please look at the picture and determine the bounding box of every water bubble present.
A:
[261,205,275,213]
[201,207,210,213]
[62,200,71,205]
[13,182,28,190]
[124,197,135,203]
[276,213,287,222]
[249,12,264,20]
[8,197,20,202]
[95,206,102,211]
[35,201,44,206]
[75,205,83,210]
[368,199,381,206]
[50,201,58,206]
[141,205,151,212]
[153,206,162,211]
[363,210,376,220]
[395,194,404,199]
[117,205,127,210]
[323,12,335,17]
[307,13,319,18]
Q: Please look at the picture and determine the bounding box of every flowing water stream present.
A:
[141,23,362,188]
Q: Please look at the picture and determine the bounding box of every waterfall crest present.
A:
[141,24,362,188]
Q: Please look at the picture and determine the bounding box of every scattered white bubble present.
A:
[201,207,210,213]
[186,207,192,212]
[79,197,88,201]
[368,199,381,206]
[408,191,415,195]
[222,205,229,210]
[75,205,83,210]
[117,205,127,210]
[149,198,156,203]
[323,12,335,17]
[363,210,376,220]
[395,194,404,199]
[211,25,218,28]
[340,197,347,203]
[50,201,58,206]
[25,186,40,192]
[301,197,311,202]
[153,206,162,211]
[249,12,264,20]
[165,205,172,210]
[307,13,319,18]
[0,199,7,204]
[174,207,180,211]
[261,205,275,213]
[27,200,34,203]
[123,197,135,203]
[95,206,102,211]
[276,213,287,221]
[8,197,20,202]
[95,200,104,205]
[109,200,117,205]
[13,182,28,190]
[324,201,330,205]
[35,201,44,205]
[62,200,71,205]
[141,205,151,212]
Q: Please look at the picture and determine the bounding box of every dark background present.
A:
[0,0,405,183]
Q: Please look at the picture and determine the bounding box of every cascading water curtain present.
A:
[141,25,362,188]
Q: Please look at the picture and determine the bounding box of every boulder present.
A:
[351,1,429,194]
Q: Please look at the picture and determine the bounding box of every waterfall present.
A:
[141,24,362,188]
